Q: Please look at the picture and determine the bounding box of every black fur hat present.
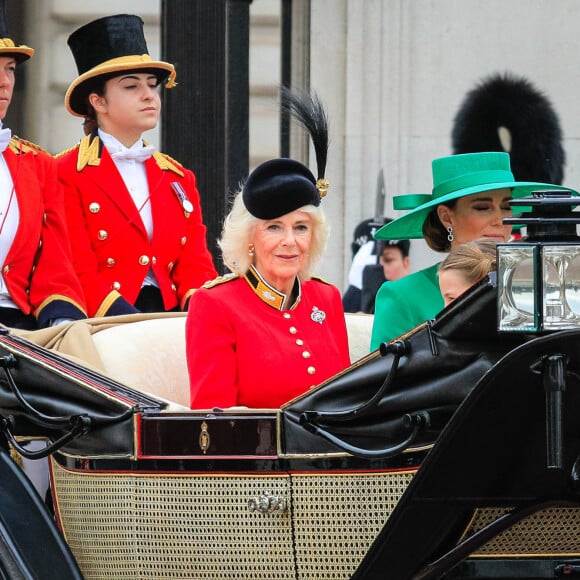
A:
[243,87,329,220]
[243,158,320,220]
[452,72,565,184]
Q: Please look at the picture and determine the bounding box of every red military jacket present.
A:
[2,137,86,326]
[57,133,217,317]
[187,266,351,409]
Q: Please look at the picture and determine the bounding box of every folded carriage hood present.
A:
[281,274,528,457]
[0,330,164,458]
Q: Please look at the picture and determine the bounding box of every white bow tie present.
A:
[0,127,12,153]
[111,145,155,163]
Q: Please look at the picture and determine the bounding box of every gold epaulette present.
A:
[76,134,101,170]
[152,150,185,177]
[8,135,48,156]
[311,275,331,285]
[54,143,79,159]
[202,273,238,289]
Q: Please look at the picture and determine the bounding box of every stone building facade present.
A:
[15,0,580,289]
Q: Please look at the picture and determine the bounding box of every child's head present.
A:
[438,238,498,306]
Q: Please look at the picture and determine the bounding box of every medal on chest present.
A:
[171,182,194,213]
[311,306,326,324]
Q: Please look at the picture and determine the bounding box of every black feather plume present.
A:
[280,85,329,181]
[452,72,565,184]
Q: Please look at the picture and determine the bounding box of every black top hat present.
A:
[65,14,176,117]
[0,0,34,62]
[242,87,329,220]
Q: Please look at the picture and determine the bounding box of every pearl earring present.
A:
[248,243,255,257]
[447,226,454,243]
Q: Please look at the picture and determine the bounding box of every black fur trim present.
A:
[452,72,565,184]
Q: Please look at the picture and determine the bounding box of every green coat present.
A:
[370,263,444,349]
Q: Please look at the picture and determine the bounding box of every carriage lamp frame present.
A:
[497,190,580,333]
[496,190,580,470]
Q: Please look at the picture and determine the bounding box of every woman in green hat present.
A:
[370,151,572,349]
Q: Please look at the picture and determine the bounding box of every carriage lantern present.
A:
[497,190,580,469]
[497,190,580,333]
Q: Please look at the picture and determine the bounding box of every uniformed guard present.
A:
[186,88,351,409]
[57,14,217,317]
[0,0,86,329]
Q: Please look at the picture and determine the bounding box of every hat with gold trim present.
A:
[65,14,176,117]
[0,0,34,63]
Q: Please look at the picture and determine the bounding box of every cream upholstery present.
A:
[89,312,374,407]
[91,316,190,407]
[344,313,374,362]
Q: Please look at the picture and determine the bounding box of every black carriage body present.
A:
[0,276,579,578]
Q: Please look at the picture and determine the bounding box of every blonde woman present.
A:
[186,91,350,409]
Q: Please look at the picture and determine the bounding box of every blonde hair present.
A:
[219,192,330,278]
[439,238,498,285]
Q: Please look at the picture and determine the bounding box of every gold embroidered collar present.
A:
[76,133,184,176]
[244,265,301,311]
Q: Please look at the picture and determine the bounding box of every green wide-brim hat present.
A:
[375,152,576,240]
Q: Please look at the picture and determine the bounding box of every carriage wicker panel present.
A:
[467,507,580,557]
[290,471,415,579]
[51,461,415,580]
[52,461,295,579]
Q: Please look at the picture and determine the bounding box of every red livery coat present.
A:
[187,270,351,409]
[2,138,86,325]
[57,134,217,317]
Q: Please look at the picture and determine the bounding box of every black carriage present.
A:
[2,193,580,579]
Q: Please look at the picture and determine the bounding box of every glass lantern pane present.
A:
[497,245,538,332]
[542,245,580,330]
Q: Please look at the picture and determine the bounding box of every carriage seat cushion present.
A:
[344,313,374,362]
[90,315,191,407]
[87,312,374,407]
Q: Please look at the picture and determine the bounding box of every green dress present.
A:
[370,263,444,349]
